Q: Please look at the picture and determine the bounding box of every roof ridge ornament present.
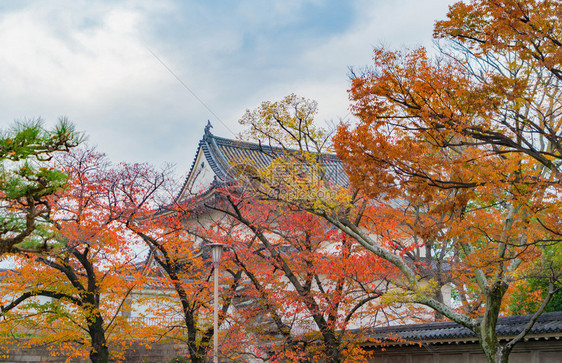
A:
[204,120,213,136]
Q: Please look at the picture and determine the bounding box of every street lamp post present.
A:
[210,243,224,363]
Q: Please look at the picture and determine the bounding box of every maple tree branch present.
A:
[103,285,136,337]
[323,214,478,330]
[230,247,293,339]
[1,289,82,314]
[504,280,560,354]
[36,256,86,293]
[71,247,98,298]
[343,295,381,326]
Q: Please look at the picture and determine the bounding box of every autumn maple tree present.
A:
[126,216,244,363]
[109,163,244,363]
[172,97,417,362]
[331,1,562,362]
[240,59,561,363]
[0,149,149,363]
[113,139,388,361]
[213,193,413,362]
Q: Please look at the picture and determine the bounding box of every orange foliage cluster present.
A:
[0,149,153,362]
[334,1,562,362]
[205,185,415,362]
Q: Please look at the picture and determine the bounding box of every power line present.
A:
[145,45,236,136]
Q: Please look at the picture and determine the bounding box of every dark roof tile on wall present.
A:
[358,312,562,345]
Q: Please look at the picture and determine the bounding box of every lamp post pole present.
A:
[210,243,224,363]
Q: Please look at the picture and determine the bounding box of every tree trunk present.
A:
[188,352,207,363]
[494,345,510,363]
[478,281,509,363]
[88,314,109,363]
[319,329,341,363]
[433,287,445,320]
[190,346,209,363]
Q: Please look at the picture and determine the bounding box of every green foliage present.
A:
[0,118,81,161]
[1,162,69,199]
[509,278,562,314]
[509,243,562,314]
[0,118,82,254]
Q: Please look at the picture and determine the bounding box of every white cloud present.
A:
[0,0,455,179]
[0,1,196,170]
[0,3,169,106]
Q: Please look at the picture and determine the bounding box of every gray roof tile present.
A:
[358,312,562,344]
[178,126,348,201]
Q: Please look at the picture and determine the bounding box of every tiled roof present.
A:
[359,312,562,345]
[177,123,348,201]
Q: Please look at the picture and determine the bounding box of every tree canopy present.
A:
[0,149,147,363]
[239,5,562,355]
[0,119,82,254]
[332,1,562,362]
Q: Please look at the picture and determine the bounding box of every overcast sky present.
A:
[0,0,453,180]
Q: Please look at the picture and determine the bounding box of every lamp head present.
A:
[209,243,224,266]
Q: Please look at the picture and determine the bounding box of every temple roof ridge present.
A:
[175,123,347,202]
